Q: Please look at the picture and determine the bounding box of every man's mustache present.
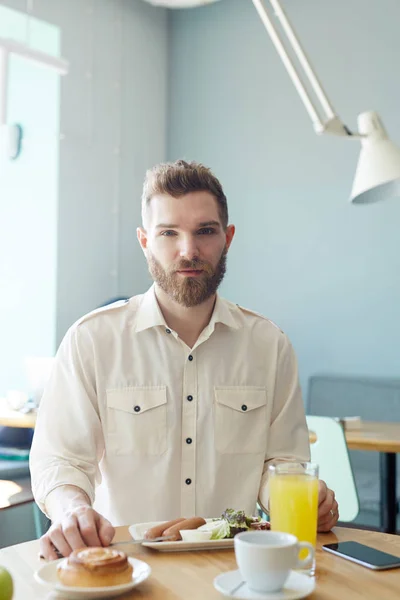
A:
[173,259,213,275]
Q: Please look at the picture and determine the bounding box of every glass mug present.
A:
[268,462,319,573]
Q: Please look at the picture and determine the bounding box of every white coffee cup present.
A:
[234,530,315,593]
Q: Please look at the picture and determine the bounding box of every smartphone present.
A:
[323,541,400,570]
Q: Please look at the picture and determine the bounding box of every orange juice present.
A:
[269,474,319,549]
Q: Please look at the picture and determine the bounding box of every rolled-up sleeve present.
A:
[29,323,104,515]
[258,334,310,512]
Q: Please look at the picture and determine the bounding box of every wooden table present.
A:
[0,477,33,510]
[309,421,400,534]
[343,421,400,453]
[0,399,36,429]
[1,526,400,599]
[0,399,34,516]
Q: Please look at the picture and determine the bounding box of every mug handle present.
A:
[295,542,315,569]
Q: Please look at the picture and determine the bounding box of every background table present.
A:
[0,399,36,429]
[310,421,400,534]
[1,526,400,599]
[0,477,33,510]
[346,422,400,534]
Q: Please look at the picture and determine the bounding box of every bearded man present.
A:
[30,160,338,560]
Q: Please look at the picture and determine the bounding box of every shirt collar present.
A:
[134,285,241,333]
[208,294,241,331]
[134,286,168,333]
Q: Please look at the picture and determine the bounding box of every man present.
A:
[30,160,339,560]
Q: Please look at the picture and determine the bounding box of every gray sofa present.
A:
[307,374,400,531]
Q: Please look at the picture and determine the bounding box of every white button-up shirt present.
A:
[30,286,310,526]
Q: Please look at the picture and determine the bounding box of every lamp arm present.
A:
[252,0,354,137]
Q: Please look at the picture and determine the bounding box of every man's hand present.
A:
[317,480,339,532]
[39,505,115,561]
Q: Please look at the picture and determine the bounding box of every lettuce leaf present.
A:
[198,509,264,539]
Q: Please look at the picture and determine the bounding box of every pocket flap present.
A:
[214,387,267,412]
[107,386,167,415]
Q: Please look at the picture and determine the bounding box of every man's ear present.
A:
[225,224,235,250]
[137,227,148,253]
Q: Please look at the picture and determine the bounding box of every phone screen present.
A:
[323,541,400,569]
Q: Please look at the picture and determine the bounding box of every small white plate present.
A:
[213,569,315,599]
[34,556,151,599]
[129,521,234,552]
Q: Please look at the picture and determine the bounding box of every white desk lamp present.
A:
[142,0,400,204]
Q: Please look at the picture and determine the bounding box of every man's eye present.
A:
[161,230,177,236]
[198,228,215,235]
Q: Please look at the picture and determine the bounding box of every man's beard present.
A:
[147,248,227,308]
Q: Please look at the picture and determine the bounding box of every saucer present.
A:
[213,569,315,599]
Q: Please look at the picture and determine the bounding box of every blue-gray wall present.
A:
[168,0,400,399]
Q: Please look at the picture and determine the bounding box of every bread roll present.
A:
[57,547,133,588]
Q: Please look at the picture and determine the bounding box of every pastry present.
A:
[57,547,133,588]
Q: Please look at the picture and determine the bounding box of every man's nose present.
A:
[179,235,199,260]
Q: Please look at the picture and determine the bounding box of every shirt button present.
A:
[186,437,192,444]
[134,405,141,412]
[188,355,193,361]
[241,404,248,412]
[166,328,171,334]
[187,395,193,402]
[185,478,192,485]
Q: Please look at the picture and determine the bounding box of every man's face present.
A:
[137,191,235,307]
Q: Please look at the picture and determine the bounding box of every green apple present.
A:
[0,566,13,600]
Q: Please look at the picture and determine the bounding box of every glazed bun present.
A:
[57,547,133,588]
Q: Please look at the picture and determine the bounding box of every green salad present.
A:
[198,508,269,540]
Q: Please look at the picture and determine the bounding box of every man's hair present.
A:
[141,159,228,229]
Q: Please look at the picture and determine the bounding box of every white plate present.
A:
[214,569,315,600]
[129,521,234,552]
[34,556,151,599]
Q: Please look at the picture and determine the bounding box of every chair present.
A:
[306,415,359,522]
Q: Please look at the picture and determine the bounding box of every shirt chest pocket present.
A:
[106,387,167,456]
[214,387,268,454]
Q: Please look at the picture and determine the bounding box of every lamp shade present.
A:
[351,111,400,204]
[141,0,220,7]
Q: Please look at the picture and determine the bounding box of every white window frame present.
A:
[0,37,68,158]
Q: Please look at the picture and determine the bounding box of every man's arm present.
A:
[30,323,103,512]
[30,323,113,559]
[258,334,310,513]
[258,334,339,531]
